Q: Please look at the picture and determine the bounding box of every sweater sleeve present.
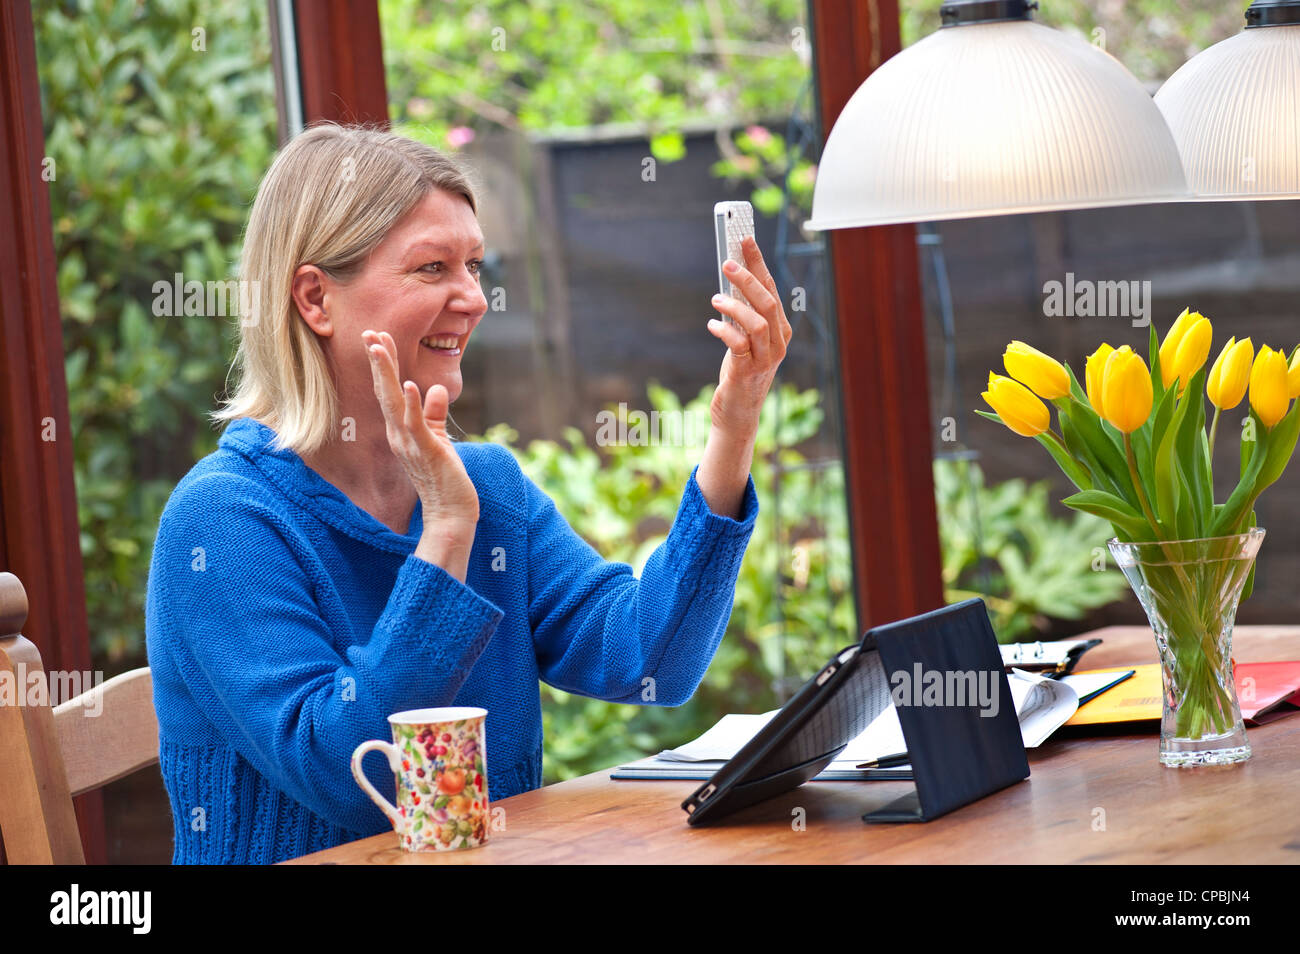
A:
[524,463,758,707]
[147,473,503,833]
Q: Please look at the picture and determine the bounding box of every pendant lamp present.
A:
[1154,0,1300,200]
[806,0,1189,230]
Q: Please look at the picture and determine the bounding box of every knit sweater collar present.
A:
[218,417,424,552]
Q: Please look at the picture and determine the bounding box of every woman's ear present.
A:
[292,264,332,337]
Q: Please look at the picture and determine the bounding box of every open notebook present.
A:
[612,667,1132,781]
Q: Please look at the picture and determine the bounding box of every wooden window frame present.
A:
[0,0,102,865]
[809,0,945,628]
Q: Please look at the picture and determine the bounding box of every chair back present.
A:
[0,571,157,864]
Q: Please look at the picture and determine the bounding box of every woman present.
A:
[144,122,791,864]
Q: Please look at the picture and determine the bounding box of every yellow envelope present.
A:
[1065,664,1162,725]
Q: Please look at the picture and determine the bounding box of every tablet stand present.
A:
[862,599,1030,823]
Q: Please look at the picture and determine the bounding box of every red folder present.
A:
[1237,662,1300,724]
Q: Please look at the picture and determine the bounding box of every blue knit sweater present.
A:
[144,417,757,864]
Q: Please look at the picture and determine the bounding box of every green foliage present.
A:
[901,0,1242,84]
[935,457,1129,644]
[34,0,277,661]
[710,124,816,217]
[380,0,810,149]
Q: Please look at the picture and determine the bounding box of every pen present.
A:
[856,752,910,769]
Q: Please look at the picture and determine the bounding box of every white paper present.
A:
[837,705,909,762]
[1007,668,1078,747]
[657,710,781,761]
[657,668,1094,767]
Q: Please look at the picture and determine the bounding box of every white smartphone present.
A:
[714,200,755,325]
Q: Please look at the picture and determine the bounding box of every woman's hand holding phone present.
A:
[707,235,792,424]
[699,235,793,517]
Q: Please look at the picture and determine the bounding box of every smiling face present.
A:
[318,188,488,413]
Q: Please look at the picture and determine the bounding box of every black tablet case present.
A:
[681,598,1029,826]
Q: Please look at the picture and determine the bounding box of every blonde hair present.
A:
[211,121,479,456]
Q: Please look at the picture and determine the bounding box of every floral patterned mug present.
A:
[351,707,490,852]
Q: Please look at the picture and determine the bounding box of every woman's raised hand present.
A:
[364,329,479,575]
[694,236,793,519]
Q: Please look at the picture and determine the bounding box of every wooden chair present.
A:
[0,571,158,863]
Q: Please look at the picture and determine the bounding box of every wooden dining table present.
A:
[282,624,1300,864]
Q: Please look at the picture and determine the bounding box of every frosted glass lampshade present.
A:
[806,16,1189,230]
[1154,5,1300,200]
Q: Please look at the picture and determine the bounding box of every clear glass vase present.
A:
[1108,528,1264,767]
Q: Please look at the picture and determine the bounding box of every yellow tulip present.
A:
[1206,336,1253,410]
[1250,345,1290,428]
[1288,348,1300,399]
[1003,341,1069,400]
[1085,343,1115,419]
[1101,346,1153,434]
[982,372,1049,437]
[1158,307,1195,388]
[1168,313,1212,392]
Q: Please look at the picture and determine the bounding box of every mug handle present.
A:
[351,739,406,832]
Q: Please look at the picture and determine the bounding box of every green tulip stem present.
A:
[1208,405,1221,459]
[1124,432,1162,539]
[1039,427,1078,464]
[1121,435,1202,618]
